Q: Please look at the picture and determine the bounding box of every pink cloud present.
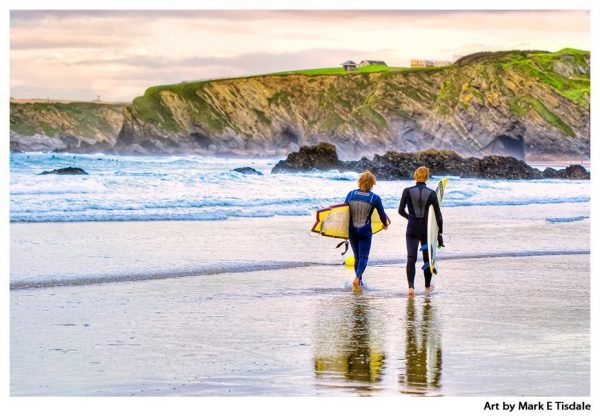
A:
[9,10,590,101]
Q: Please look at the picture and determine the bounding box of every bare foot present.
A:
[353,277,361,289]
[408,288,415,296]
[425,285,435,294]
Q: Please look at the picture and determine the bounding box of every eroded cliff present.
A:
[11,49,590,160]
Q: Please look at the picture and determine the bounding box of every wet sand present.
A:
[10,203,590,396]
[11,257,590,396]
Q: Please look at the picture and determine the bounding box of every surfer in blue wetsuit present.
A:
[345,171,388,289]
[398,166,443,296]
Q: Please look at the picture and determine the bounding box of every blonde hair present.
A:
[414,166,429,182]
[358,171,376,192]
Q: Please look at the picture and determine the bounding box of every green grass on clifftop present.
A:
[132,81,234,134]
[504,50,590,107]
[272,65,410,75]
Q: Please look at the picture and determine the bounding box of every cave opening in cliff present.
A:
[280,127,300,146]
[190,132,213,148]
[488,134,525,160]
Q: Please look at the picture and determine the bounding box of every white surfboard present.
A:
[426,178,448,274]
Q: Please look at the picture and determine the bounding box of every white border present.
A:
[2,1,596,415]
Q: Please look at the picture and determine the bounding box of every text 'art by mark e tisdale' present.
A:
[484,401,591,412]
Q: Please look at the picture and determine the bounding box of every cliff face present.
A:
[115,49,590,160]
[11,49,590,160]
[10,101,126,152]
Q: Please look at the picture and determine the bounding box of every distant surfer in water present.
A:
[398,166,443,295]
[345,171,388,289]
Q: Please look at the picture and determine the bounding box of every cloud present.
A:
[73,48,374,70]
[10,14,147,50]
[11,10,590,31]
[11,33,130,50]
[9,10,590,101]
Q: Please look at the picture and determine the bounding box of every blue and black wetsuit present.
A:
[345,189,388,281]
[398,182,443,289]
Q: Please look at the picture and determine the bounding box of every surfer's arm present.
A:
[374,195,388,227]
[431,194,443,234]
[398,189,409,219]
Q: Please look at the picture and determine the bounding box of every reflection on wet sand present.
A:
[399,296,443,395]
[313,294,386,394]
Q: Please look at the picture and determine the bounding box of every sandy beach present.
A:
[10,202,590,396]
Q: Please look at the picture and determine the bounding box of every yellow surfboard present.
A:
[311,203,390,239]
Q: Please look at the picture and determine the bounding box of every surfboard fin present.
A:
[421,262,430,271]
[420,244,428,251]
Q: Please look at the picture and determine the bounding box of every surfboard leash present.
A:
[336,240,349,255]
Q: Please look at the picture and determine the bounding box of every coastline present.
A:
[10,202,590,288]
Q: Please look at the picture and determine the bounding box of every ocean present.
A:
[10,152,590,223]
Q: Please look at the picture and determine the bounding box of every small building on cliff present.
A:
[411,59,451,68]
[341,60,357,71]
[358,60,387,67]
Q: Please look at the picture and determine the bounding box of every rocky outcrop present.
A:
[272,142,589,180]
[271,142,340,171]
[39,167,89,175]
[563,164,589,179]
[232,167,263,175]
[10,101,127,153]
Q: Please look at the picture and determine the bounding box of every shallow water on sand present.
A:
[11,252,589,396]
[10,203,589,288]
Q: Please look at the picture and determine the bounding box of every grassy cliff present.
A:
[10,48,590,159]
[10,100,127,151]
[117,49,588,159]
[127,64,450,136]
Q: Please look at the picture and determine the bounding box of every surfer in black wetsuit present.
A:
[345,171,388,289]
[398,166,443,296]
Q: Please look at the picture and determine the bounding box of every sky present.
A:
[10,10,590,102]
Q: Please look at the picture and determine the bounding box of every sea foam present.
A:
[10,153,590,223]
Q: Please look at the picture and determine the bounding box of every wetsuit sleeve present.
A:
[345,191,352,203]
[430,193,443,234]
[374,195,388,224]
[398,188,409,219]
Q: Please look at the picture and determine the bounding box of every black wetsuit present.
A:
[398,182,443,289]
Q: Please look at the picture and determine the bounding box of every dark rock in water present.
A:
[541,164,589,179]
[563,164,589,179]
[232,167,263,175]
[272,142,340,173]
[542,167,561,178]
[470,156,542,179]
[349,148,480,180]
[272,144,588,180]
[39,167,89,175]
